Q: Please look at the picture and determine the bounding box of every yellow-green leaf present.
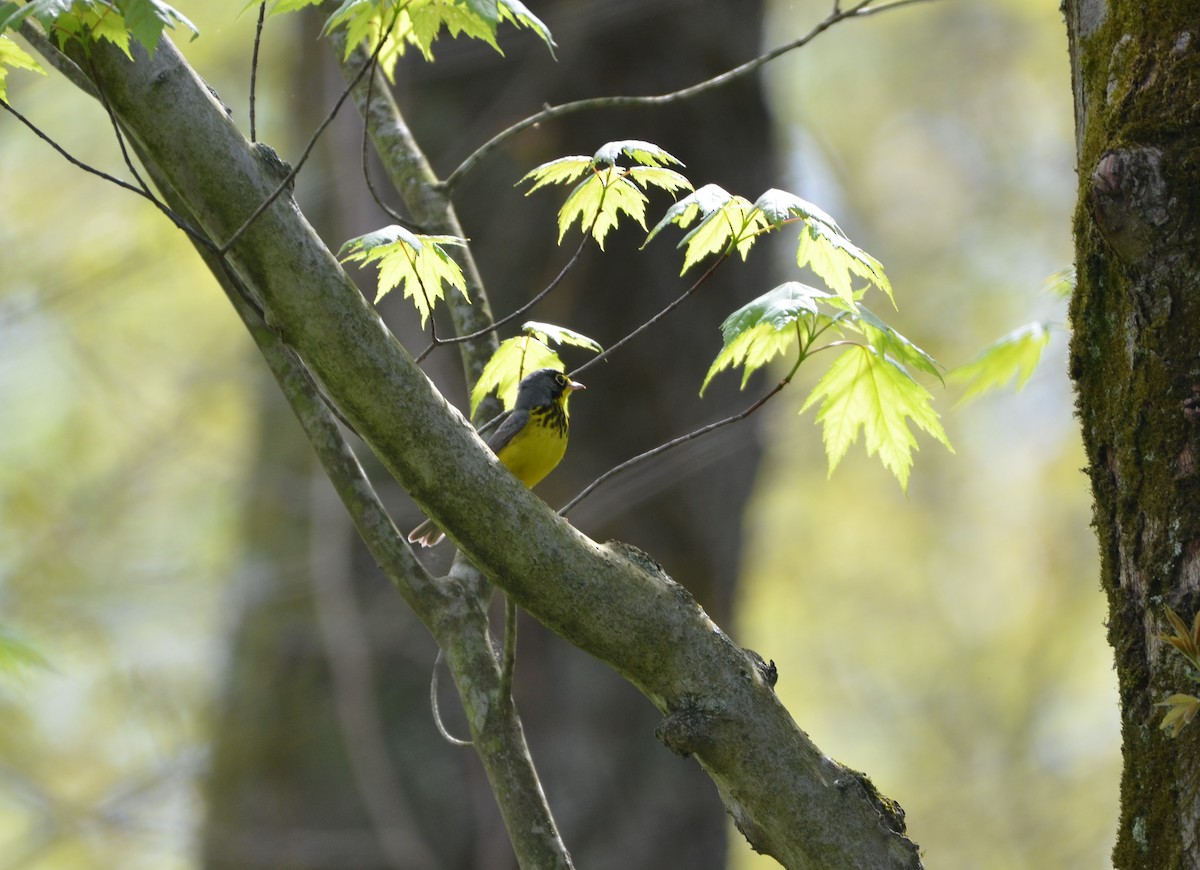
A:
[801,346,951,491]
[0,35,45,102]
[1157,693,1200,738]
[701,282,833,394]
[339,226,468,327]
[522,321,602,353]
[471,336,563,416]
[948,322,1051,405]
[797,220,893,306]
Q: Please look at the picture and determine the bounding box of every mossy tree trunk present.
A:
[1065,2,1200,866]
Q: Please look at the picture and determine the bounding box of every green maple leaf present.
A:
[121,0,197,53]
[522,320,603,353]
[338,225,468,327]
[645,184,763,273]
[471,335,563,415]
[322,0,551,75]
[801,345,951,491]
[948,322,1051,404]
[521,140,690,248]
[0,35,45,101]
[846,303,943,381]
[796,219,892,307]
[701,282,835,394]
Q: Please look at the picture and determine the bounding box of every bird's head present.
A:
[515,368,585,409]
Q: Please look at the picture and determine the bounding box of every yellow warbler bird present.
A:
[408,367,585,547]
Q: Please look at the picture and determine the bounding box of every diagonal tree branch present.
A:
[47,32,922,870]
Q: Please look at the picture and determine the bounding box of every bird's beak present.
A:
[567,379,585,392]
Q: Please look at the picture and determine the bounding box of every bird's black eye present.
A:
[554,373,566,386]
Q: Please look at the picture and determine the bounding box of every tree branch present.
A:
[442,0,920,191]
[58,33,921,870]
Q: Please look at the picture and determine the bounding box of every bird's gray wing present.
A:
[486,408,530,455]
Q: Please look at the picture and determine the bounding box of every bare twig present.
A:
[218,5,405,255]
[430,650,474,747]
[414,231,590,364]
[250,1,266,142]
[499,595,518,704]
[571,250,728,378]
[0,97,210,248]
[559,324,841,516]
[559,375,790,517]
[442,0,929,191]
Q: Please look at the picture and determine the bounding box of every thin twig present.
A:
[442,0,913,191]
[250,1,266,143]
[414,231,590,364]
[559,375,792,517]
[430,650,474,746]
[218,5,405,255]
[360,44,414,226]
[86,55,155,198]
[571,250,728,378]
[0,97,210,248]
[557,323,840,517]
[499,595,518,704]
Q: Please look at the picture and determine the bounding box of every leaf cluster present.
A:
[338,226,469,327]
[1157,607,1200,737]
[259,0,553,77]
[1,0,196,60]
[520,140,692,249]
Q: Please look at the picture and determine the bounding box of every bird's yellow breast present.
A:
[496,403,569,487]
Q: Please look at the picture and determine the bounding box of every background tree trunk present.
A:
[1065,2,1200,866]
[203,2,775,867]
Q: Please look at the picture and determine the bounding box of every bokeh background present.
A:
[0,1,1116,868]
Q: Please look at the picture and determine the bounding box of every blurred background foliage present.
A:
[0,1,1115,869]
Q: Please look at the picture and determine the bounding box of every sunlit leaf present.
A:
[646,184,763,272]
[0,625,51,681]
[338,225,468,327]
[752,187,842,233]
[471,335,563,415]
[0,35,45,101]
[522,321,602,353]
[848,304,943,381]
[519,155,592,193]
[801,346,951,491]
[1044,265,1075,299]
[592,139,682,168]
[122,0,198,52]
[322,0,551,72]
[626,166,692,195]
[557,167,647,247]
[1157,693,1200,738]
[498,0,554,54]
[522,141,690,247]
[948,321,1051,404]
[797,219,893,306]
[701,282,833,394]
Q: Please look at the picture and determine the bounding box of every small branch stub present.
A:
[1090,147,1171,262]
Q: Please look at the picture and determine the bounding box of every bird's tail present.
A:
[407,518,445,547]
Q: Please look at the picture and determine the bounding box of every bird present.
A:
[407,367,586,547]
